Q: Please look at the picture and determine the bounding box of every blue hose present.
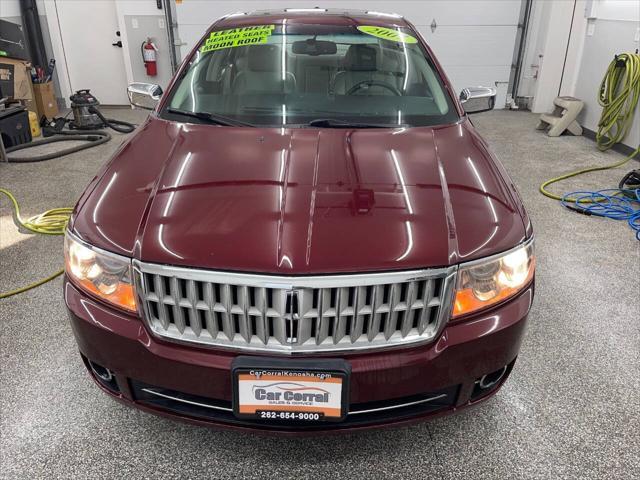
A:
[561,189,640,240]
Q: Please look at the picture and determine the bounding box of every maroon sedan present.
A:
[63,9,534,433]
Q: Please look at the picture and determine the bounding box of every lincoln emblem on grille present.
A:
[284,289,300,344]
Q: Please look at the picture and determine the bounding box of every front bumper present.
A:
[64,276,534,434]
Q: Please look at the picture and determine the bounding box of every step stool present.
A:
[536,96,584,137]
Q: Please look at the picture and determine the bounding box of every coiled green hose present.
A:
[540,52,640,202]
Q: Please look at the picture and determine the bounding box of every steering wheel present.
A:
[346,80,402,96]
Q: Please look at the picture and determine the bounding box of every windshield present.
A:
[164,23,459,127]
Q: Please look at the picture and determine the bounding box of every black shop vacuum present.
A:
[68,89,135,133]
[1,89,136,163]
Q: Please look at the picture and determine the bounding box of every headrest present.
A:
[380,48,403,72]
[248,44,280,72]
[343,45,377,71]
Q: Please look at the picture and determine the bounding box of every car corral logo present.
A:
[252,382,330,404]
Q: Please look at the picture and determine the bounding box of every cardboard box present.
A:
[0,57,32,100]
[32,81,58,119]
[19,78,39,117]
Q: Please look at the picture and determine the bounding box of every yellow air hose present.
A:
[540,52,640,202]
[0,188,72,299]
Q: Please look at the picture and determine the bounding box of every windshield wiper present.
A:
[306,118,400,128]
[167,108,255,127]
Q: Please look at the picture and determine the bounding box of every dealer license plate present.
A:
[232,357,349,422]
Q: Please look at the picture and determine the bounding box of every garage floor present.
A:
[1,109,638,479]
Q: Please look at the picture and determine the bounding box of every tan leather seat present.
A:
[232,44,296,94]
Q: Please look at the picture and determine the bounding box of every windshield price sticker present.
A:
[200,25,276,53]
[357,25,418,44]
[236,372,344,420]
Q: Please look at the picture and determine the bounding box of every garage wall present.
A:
[114,1,174,89]
[38,0,174,107]
[523,0,640,150]
[573,2,640,150]
[173,0,523,108]
[517,0,587,113]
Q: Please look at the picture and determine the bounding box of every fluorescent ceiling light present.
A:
[285,8,328,12]
[366,11,402,18]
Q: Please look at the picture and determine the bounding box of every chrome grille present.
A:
[134,261,456,353]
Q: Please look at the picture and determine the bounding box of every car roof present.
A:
[214,8,409,29]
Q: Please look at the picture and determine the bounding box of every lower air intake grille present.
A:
[134,262,456,353]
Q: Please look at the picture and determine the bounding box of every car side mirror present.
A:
[460,86,497,114]
[127,83,163,110]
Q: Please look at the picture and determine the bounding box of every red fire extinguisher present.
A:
[142,38,158,76]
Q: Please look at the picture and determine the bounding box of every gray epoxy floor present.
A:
[1,109,638,479]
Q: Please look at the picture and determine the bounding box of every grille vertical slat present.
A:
[136,263,454,353]
[220,284,234,340]
[272,289,288,345]
[203,282,218,339]
[186,279,201,336]
[333,287,348,344]
[401,281,417,337]
[256,287,269,344]
[350,286,365,342]
[418,279,436,334]
[297,289,314,345]
[153,275,170,330]
[237,286,251,342]
[168,277,186,334]
[316,288,331,345]
[367,284,384,342]
[384,283,398,340]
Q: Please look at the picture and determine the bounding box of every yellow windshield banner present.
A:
[357,26,418,44]
[200,25,276,53]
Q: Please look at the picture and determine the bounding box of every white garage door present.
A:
[174,1,522,108]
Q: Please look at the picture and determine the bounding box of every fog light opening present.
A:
[478,366,507,390]
[89,360,114,383]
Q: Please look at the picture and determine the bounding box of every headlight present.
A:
[64,231,136,312]
[453,239,535,318]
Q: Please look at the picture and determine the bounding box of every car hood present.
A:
[72,116,527,274]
